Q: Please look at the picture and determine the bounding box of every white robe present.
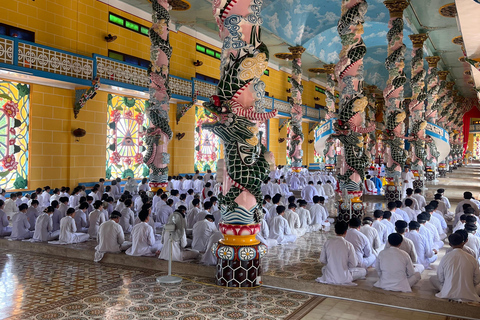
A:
[374,247,420,292]
[119,208,134,233]
[0,209,11,236]
[57,216,89,244]
[412,194,427,211]
[192,219,217,252]
[10,212,32,240]
[309,204,329,231]
[405,230,437,269]
[402,196,419,211]
[268,215,297,244]
[301,185,318,203]
[372,220,388,245]
[256,219,278,247]
[26,207,40,231]
[201,231,224,265]
[126,222,162,256]
[88,209,106,239]
[32,213,59,242]
[465,233,480,260]
[95,220,130,262]
[186,207,200,229]
[4,198,18,219]
[400,171,414,198]
[74,209,89,233]
[297,207,312,231]
[284,209,304,237]
[345,228,375,268]
[359,225,381,255]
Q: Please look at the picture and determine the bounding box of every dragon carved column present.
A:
[445,89,457,171]
[324,64,337,171]
[333,0,372,222]
[436,76,452,177]
[365,85,378,164]
[144,0,173,192]
[382,0,409,201]
[205,0,277,287]
[408,33,428,189]
[287,46,306,173]
[424,56,441,181]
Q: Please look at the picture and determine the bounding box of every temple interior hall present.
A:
[2,0,480,319]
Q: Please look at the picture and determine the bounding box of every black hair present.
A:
[19,203,28,211]
[348,218,361,228]
[67,208,76,215]
[335,221,348,235]
[110,210,122,219]
[383,211,392,220]
[374,210,384,219]
[288,203,296,209]
[388,233,403,247]
[405,199,413,207]
[192,198,200,206]
[204,201,212,210]
[409,220,420,230]
[387,202,396,210]
[276,205,286,214]
[138,210,149,222]
[448,233,464,246]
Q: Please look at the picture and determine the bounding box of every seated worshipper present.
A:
[10,204,33,240]
[372,210,388,246]
[296,200,312,233]
[359,217,382,255]
[403,199,420,222]
[453,214,467,233]
[4,193,19,219]
[268,206,297,245]
[364,175,376,195]
[32,206,60,242]
[201,182,212,201]
[152,189,163,212]
[416,213,441,252]
[266,194,281,227]
[201,231,224,265]
[374,233,421,292]
[119,199,134,234]
[175,194,188,210]
[381,211,395,236]
[456,191,480,216]
[401,167,414,198]
[395,201,410,223]
[464,223,480,261]
[430,233,480,302]
[88,200,106,239]
[434,193,454,221]
[159,206,199,262]
[94,211,132,262]
[314,181,327,199]
[301,181,319,204]
[51,200,64,232]
[114,195,126,212]
[26,200,41,231]
[138,177,150,193]
[422,211,445,249]
[289,174,301,191]
[169,189,181,207]
[387,202,403,225]
[428,201,448,236]
[437,188,451,209]
[309,196,330,232]
[256,211,278,247]
[73,202,89,233]
[284,203,304,237]
[0,200,12,237]
[406,221,437,270]
[403,188,419,211]
[345,218,376,268]
[280,179,293,198]
[386,220,423,273]
[40,186,51,208]
[446,229,476,258]
[263,195,273,211]
[192,214,217,253]
[316,221,367,285]
[50,188,60,204]
[186,198,201,229]
[126,209,162,256]
[54,208,90,244]
[413,188,427,211]
[193,201,212,226]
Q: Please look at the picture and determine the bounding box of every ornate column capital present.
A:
[409,34,428,48]
[446,81,455,90]
[426,56,441,68]
[384,0,409,17]
[288,46,306,59]
[438,71,449,81]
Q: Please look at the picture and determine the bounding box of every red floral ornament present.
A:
[9,128,15,135]
[1,155,17,171]
[8,139,15,146]
[110,110,121,123]
[134,153,143,164]
[125,109,133,118]
[110,152,121,164]
[124,157,132,166]
[135,113,144,125]
[3,101,19,118]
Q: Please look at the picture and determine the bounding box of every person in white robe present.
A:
[193,201,212,226]
[192,214,217,253]
[364,175,377,195]
[201,231,224,265]
[372,210,388,245]
[186,199,201,229]
[268,206,297,244]
[26,200,41,231]
[32,206,60,242]
[94,211,132,262]
[412,189,427,211]
[394,201,410,223]
[50,189,60,204]
[405,221,437,269]
[69,189,80,209]
[403,199,419,222]
[280,180,293,199]
[359,217,381,256]
[261,178,272,197]
[284,203,305,237]
[193,176,205,194]
[386,202,402,225]
[380,211,395,236]
[296,201,312,233]
[316,221,367,285]
[345,218,376,268]
[119,199,134,234]
[422,213,445,250]
[4,194,19,219]
[54,208,90,244]
[270,180,282,198]
[464,223,480,261]
[88,200,106,239]
[430,233,480,302]
[453,214,467,233]
[456,191,480,216]
[400,167,414,198]
[426,203,447,239]
[386,220,424,273]
[436,188,451,209]
[374,233,421,292]
[137,178,150,193]
[40,187,51,208]
[10,204,33,240]
[159,206,199,262]
[0,189,5,202]
[402,188,419,211]
[266,195,281,227]
[126,209,162,256]
[74,202,90,233]
[309,196,330,232]
[314,182,327,199]
[0,200,12,237]
[301,181,319,204]
[256,217,277,247]
[50,200,63,232]
[289,174,301,191]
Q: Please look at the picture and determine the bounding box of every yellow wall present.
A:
[2,0,325,189]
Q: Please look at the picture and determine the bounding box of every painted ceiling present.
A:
[118,0,475,98]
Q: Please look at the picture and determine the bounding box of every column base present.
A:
[438,169,447,178]
[413,180,423,190]
[213,242,267,288]
[338,201,364,223]
[385,185,401,201]
[425,171,435,181]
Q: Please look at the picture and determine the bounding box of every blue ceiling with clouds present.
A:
[261,0,417,93]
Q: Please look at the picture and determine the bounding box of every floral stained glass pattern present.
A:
[106,94,149,179]
[194,106,219,172]
[474,134,480,160]
[0,81,29,190]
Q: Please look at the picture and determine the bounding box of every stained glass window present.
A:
[106,94,149,179]
[258,121,268,147]
[0,80,29,190]
[474,133,480,160]
[194,106,219,172]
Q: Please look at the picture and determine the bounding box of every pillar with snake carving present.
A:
[424,56,441,179]
[365,85,377,164]
[144,0,173,192]
[205,0,277,287]
[436,71,450,126]
[408,33,428,188]
[324,64,337,170]
[333,0,372,221]
[382,0,409,201]
[288,46,306,173]
[437,79,454,177]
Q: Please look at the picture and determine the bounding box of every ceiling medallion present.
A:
[465,70,472,76]
[452,36,464,45]
[274,53,293,60]
[459,56,466,63]
[439,3,457,17]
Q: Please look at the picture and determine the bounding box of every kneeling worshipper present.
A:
[10,204,33,240]
[0,200,12,237]
[31,206,60,242]
[359,217,382,256]
[159,206,199,262]
[430,233,480,302]
[309,196,330,232]
[386,220,424,273]
[126,209,163,257]
[94,211,132,262]
[256,211,278,247]
[200,230,224,266]
[268,205,297,245]
[284,203,304,237]
[192,214,217,253]
[345,218,376,269]
[88,200,106,239]
[316,221,367,286]
[405,221,438,270]
[364,175,376,195]
[374,233,421,292]
[51,208,90,244]
[446,230,476,258]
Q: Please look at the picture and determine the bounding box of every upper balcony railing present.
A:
[0,35,323,121]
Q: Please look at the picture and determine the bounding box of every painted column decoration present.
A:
[424,56,441,179]
[365,85,378,164]
[287,46,306,173]
[324,64,337,170]
[382,0,409,201]
[333,0,372,221]
[144,0,173,191]
[206,0,277,287]
[435,71,450,125]
[408,33,428,187]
